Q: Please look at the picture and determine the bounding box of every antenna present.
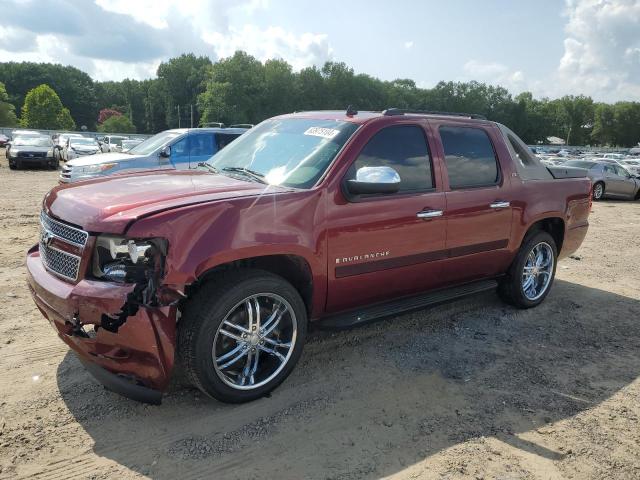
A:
[346,105,358,116]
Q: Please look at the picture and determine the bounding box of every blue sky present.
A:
[1,0,639,102]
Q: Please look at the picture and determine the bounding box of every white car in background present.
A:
[99,135,129,153]
[62,136,101,161]
[121,138,144,152]
[54,133,84,161]
[620,159,640,176]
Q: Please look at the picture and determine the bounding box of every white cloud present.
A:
[204,26,332,71]
[404,41,414,49]
[556,0,640,101]
[463,60,527,92]
[0,0,331,80]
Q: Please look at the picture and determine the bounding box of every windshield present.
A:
[14,136,52,147]
[70,138,98,146]
[128,131,182,155]
[207,118,359,188]
[565,160,596,169]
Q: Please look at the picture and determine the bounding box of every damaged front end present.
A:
[91,236,170,333]
[26,228,182,404]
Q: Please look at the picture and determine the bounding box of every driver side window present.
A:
[346,125,433,193]
[171,137,189,162]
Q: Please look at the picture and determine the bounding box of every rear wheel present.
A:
[498,231,557,308]
[178,270,307,403]
[592,182,604,200]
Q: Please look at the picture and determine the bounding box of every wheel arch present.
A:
[520,216,565,254]
[188,254,315,316]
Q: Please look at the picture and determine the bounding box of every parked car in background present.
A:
[11,129,40,138]
[29,110,592,404]
[597,158,639,176]
[121,139,144,152]
[99,135,129,153]
[563,160,640,200]
[54,133,84,162]
[62,136,101,161]
[61,127,249,183]
[6,130,41,156]
[0,134,9,147]
[7,135,57,170]
[620,159,640,176]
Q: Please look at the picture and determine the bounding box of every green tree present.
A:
[295,66,327,111]
[20,84,76,130]
[198,51,265,124]
[0,81,18,127]
[97,114,136,133]
[591,103,616,146]
[262,59,296,118]
[612,102,640,147]
[157,53,212,128]
[0,62,96,128]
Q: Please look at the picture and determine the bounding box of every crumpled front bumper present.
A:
[26,245,177,403]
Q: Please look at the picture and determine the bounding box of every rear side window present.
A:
[440,126,499,188]
[347,125,433,192]
[217,133,241,150]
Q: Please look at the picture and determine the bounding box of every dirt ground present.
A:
[0,150,639,480]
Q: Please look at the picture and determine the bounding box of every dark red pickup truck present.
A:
[26,109,591,404]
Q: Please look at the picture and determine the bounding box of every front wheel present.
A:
[498,231,557,308]
[178,270,307,403]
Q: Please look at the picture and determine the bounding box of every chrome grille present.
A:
[59,165,72,183]
[39,211,88,281]
[40,211,88,246]
[39,241,81,281]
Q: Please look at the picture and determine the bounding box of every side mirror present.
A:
[160,145,171,158]
[346,166,401,195]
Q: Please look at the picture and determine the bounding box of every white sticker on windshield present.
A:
[303,127,340,139]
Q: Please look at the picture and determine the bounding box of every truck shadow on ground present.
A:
[56,279,640,479]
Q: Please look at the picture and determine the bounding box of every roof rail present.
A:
[229,123,254,129]
[201,122,226,128]
[382,108,487,120]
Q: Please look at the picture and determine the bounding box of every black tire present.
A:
[178,269,307,403]
[498,230,557,309]
[592,181,605,200]
[8,160,16,170]
[50,158,59,170]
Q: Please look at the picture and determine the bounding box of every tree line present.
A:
[1,52,639,147]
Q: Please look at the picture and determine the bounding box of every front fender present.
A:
[126,189,328,315]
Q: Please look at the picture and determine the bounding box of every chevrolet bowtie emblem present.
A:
[41,230,53,247]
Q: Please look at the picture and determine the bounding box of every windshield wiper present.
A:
[222,167,267,184]
[197,162,219,174]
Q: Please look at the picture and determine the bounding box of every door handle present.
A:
[490,201,510,209]
[417,209,443,219]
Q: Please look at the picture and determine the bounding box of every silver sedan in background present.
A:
[564,160,640,200]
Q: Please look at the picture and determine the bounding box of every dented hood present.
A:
[44,169,288,234]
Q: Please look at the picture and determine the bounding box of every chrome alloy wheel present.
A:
[593,183,604,199]
[521,242,554,301]
[212,293,297,390]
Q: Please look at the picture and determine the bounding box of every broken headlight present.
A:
[92,235,166,283]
